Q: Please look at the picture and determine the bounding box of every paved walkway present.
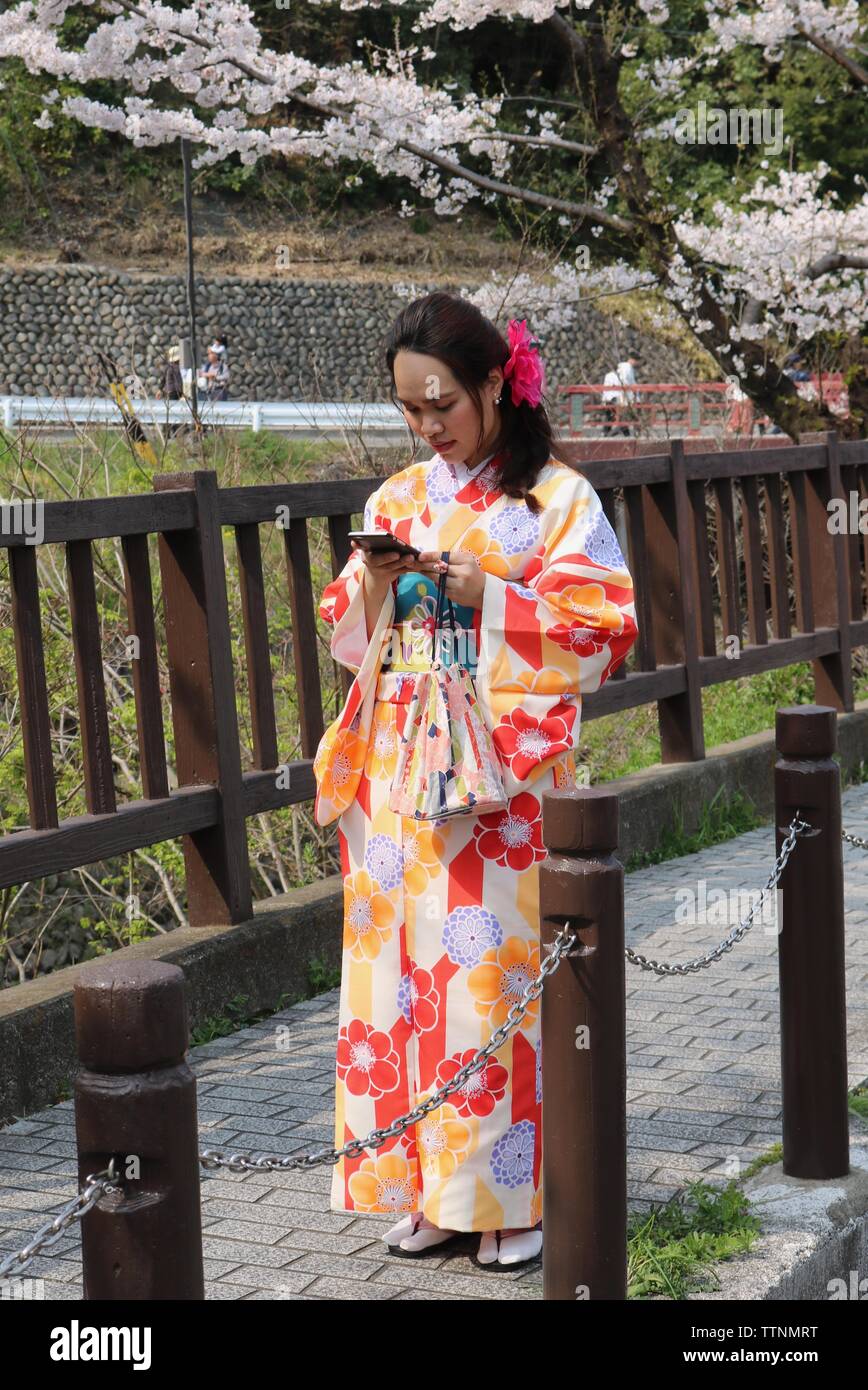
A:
[2,786,868,1300]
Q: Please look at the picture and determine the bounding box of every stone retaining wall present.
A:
[0,264,694,402]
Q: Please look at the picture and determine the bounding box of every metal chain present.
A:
[202,813,814,1169]
[0,811,840,1271]
[0,1159,121,1282]
[625,810,811,977]
[842,829,868,851]
[199,921,579,1175]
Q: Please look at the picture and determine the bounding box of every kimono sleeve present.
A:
[474,470,638,795]
[318,482,394,674]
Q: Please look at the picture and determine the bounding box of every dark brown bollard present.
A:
[775,705,849,1178]
[74,960,205,1299]
[539,787,626,1301]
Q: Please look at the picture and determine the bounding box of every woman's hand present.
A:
[417,548,487,609]
[351,543,486,609]
[351,541,422,595]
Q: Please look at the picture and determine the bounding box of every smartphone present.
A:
[348,530,421,559]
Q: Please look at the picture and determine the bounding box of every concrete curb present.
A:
[688,1119,868,1300]
[0,877,342,1126]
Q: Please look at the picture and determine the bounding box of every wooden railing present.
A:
[1,434,866,928]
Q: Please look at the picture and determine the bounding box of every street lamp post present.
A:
[181,136,200,424]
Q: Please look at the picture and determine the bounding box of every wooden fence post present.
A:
[640,438,705,760]
[154,469,252,926]
[74,960,205,1299]
[800,431,854,711]
[539,786,627,1301]
[774,704,849,1178]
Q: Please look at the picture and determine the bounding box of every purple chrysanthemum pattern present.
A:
[442,905,504,967]
[364,834,403,891]
[507,581,540,603]
[397,973,413,1024]
[582,510,625,568]
[426,458,460,504]
[490,505,542,555]
[490,1120,536,1188]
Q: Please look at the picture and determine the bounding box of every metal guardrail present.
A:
[0,396,409,439]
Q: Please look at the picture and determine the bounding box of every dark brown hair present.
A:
[384,290,568,514]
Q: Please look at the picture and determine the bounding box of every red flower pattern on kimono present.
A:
[337,1019,401,1098]
[493,702,578,782]
[435,1052,509,1118]
[545,621,609,658]
[407,960,440,1032]
[473,792,547,870]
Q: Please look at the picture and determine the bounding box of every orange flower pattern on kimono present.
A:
[314,450,638,1230]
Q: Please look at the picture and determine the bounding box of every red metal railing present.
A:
[561,382,729,436]
[561,375,850,438]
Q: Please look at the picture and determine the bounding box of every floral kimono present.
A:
[313,447,638,1231]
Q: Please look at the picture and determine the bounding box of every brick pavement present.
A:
[2,785,868,1299]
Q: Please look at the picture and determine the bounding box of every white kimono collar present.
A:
[444,449,497,486]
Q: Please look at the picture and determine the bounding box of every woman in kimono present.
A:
[313,291,638,1267]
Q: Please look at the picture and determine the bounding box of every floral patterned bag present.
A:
[389,552,508,820]
[313,584,394,826]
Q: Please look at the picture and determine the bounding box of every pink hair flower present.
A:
[502,318,546,409]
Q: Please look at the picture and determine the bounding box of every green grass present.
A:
[849,1084,868,1121]
[627,1178,762,1299]
[617,713,868,874]
[626,1082,867,1299]
[188,954,342,1047]
[739,1142,784,1182]
[625,785,762,871]
[585,660,868,787]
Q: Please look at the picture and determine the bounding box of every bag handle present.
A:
[432,550,457,666]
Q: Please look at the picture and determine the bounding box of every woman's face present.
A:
[393,350,502,466]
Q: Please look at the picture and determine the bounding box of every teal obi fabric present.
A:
[384,570,479,674]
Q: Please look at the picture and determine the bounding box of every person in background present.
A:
[600,350,641,435]
[198,339,231,401]
[156,345,184,401]
[724,375,756,437]
[783,352,811,384]
[154,343,188,437]
[766,351,812,435]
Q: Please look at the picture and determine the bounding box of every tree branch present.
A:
[799,26,868,87]
[104,0,629,232]
[386,133,633,231]
[742,296,764,328]
[471,131,598,157]
[807,251,868,278]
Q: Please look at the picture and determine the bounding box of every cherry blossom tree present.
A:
[1,0,865,435]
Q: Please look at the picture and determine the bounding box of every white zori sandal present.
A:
[381,1212,464,1256]
[475,1226,543,1268]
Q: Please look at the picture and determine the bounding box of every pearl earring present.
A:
[495,394,502,404]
